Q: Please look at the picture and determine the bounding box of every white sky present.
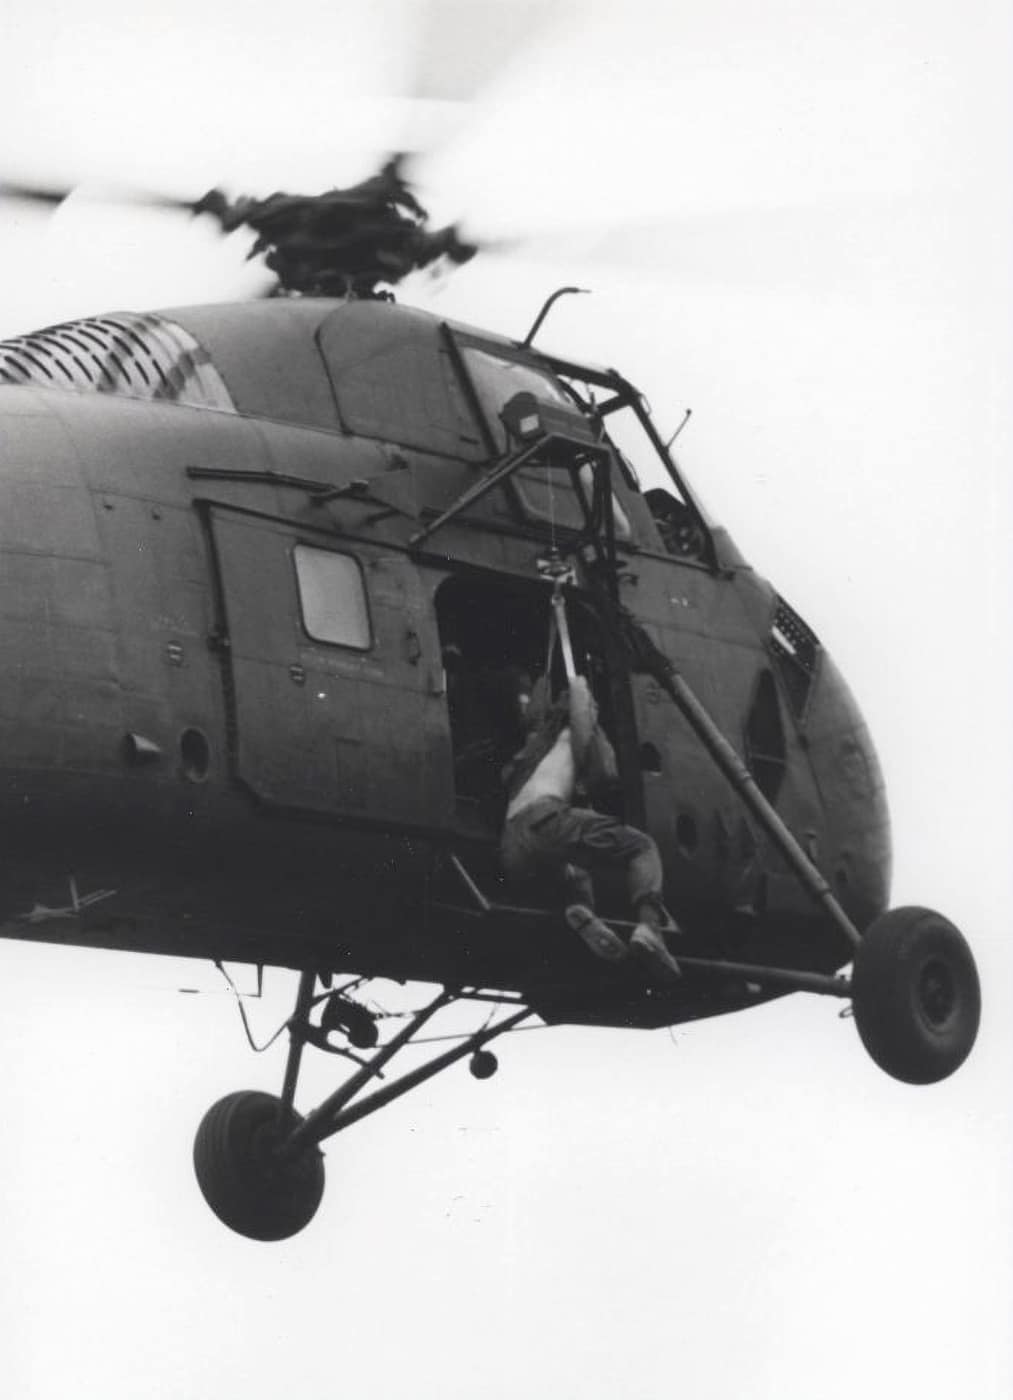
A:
[0,3,1010,1397]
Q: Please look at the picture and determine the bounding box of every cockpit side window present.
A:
[461,348,573,453]
[455,344,639,538]
[593,398,711,563]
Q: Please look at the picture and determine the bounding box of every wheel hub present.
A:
[917,957,957,1030]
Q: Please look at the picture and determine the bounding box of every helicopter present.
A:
[0,157,982,1243]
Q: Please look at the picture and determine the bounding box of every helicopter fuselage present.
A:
[0,297,890,1028]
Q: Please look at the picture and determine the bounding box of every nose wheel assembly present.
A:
[850,906,980,1085]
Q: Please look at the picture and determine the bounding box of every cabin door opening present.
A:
[435,574,642,835]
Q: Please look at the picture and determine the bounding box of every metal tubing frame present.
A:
[432,860,853,998]
[581,594,864,954]
[282,987,453,1154]
[673,955,849,997]
[273,955,839,1159]
[276,969,317,1125]
[409,431,613,551]
[651,666,863,952]
[281,997,531,1153]
[319,1007,532,1139]
[514,418,862,951]
[566,460,616,592]
[449,853,492,913]
[408,438,549,547]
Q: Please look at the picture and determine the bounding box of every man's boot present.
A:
[565,905,629,962]
[630,922,682,981]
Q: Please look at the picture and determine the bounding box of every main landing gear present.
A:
[193,975,532,1241]
[192,912,981,1240]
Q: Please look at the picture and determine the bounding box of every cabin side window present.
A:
[293,546,372,650]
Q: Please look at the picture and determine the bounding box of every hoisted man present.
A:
[499,588,683,982]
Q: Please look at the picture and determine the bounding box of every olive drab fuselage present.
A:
[0,297,890,1028]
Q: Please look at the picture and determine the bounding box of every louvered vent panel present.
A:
[769,595,821,721]
[0,312,235,412]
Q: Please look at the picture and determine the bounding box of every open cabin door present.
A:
[207,507,453,828]
[435,573,645,838]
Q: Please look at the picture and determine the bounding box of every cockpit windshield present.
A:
[461,347,572,452]
[454,329,717,564]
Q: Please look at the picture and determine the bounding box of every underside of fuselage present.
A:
[0,758,857,1031]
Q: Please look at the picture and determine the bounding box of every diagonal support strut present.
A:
[278,990,533,1156]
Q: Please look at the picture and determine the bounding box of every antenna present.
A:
[522,286,589,347]
[665,408,692,450]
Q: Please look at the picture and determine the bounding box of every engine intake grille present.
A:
[0,311,235,412]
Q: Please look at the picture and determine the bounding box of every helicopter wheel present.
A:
[193,1090,325,1241]
[850,907,981,1085]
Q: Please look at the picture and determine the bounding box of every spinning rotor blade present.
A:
[406,0,564,104]
[479,195,949,293]
[0,178,75,210]
[370,0,565,165]
[121,190,206,214]
[0,2,592,299]
[0,178,207,218]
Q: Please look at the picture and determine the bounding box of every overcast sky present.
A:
[0,3,1010,1397]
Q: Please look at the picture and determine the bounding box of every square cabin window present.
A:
[293,545,371,649]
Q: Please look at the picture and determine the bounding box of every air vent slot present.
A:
[769,595,821,721]
[0,311,236,412]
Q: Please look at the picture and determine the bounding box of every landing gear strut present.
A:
[193,975,532,1240]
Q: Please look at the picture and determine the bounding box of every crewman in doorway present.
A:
[500,672,682,981]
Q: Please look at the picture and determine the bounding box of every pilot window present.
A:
[293,546,371,649]
[460,347,627,534]
[461,348,572,454]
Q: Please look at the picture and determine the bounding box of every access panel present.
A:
[209,508,453,829]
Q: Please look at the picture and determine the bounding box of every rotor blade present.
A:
[0,179,76,210]
[121,189,205,213]
[479,195,955,293]
[0,177,206,217]
[405,0,563,105]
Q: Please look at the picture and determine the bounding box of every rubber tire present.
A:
[193,1090,325,1241]
[851,906,981,1085]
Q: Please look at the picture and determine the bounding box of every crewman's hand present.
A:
[569,676,595,713]
[567,676,598,754]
